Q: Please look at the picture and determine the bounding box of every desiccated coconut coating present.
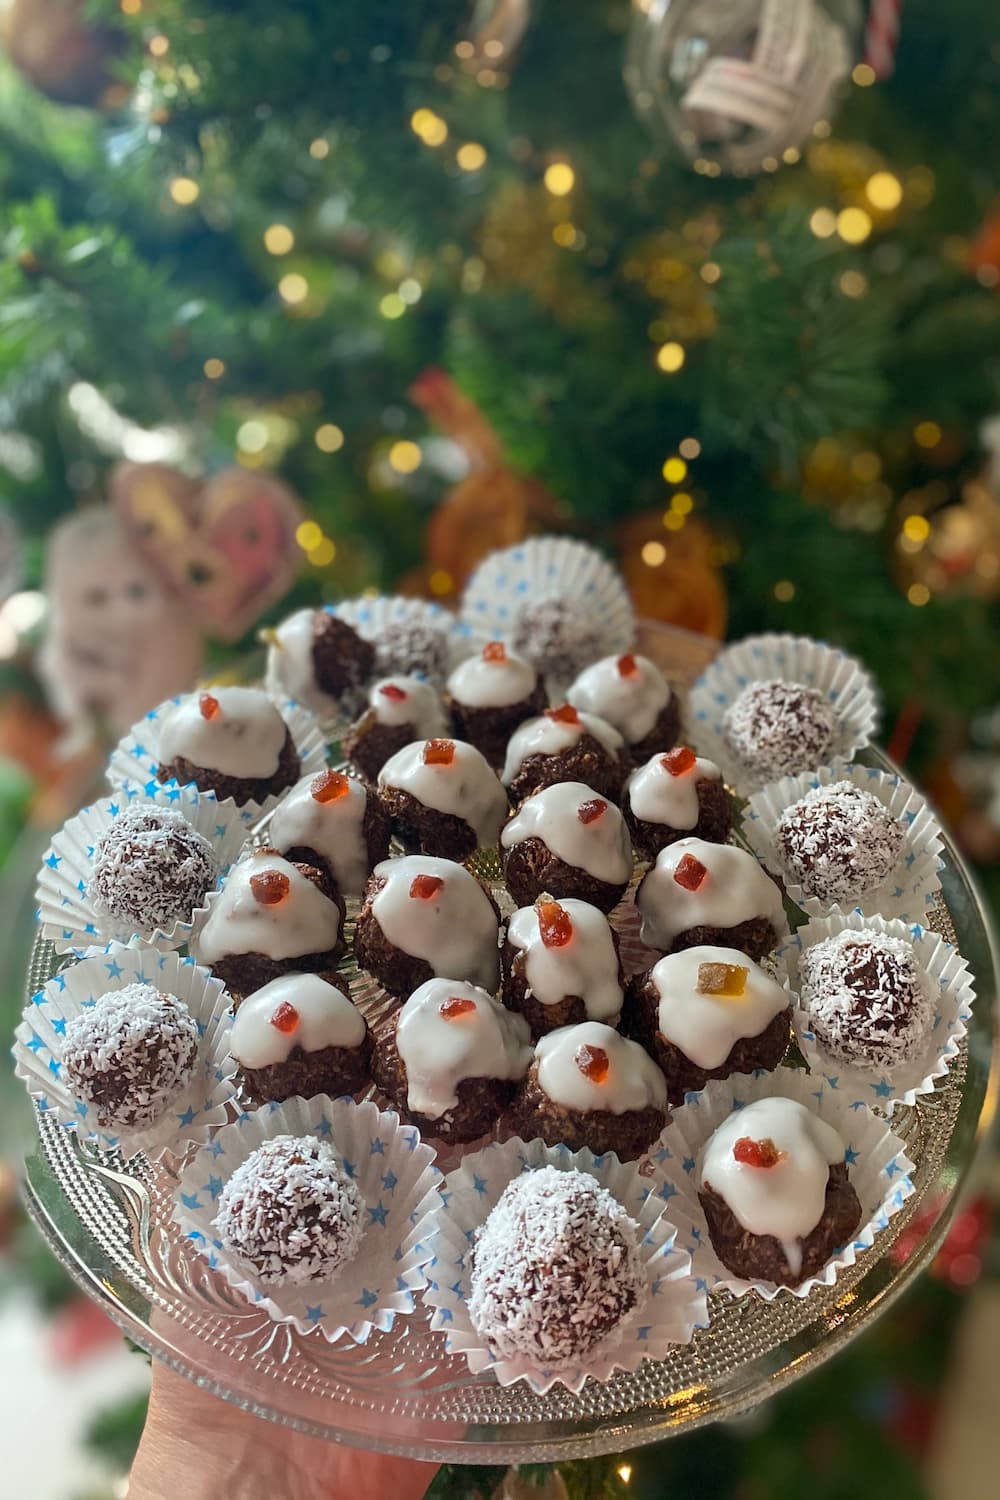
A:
[723,679,837,781]
[775,780,904,904]
[798,928,935,1074]
[62,983,199,1130]
[86,803,219,936]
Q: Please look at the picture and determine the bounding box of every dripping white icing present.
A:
[158,686,288,781]
[637,837,786,950]
[378,739,508,848]
[395,977,532,1117]
[264,608,338,720]
[534,1020,667,1114]
[506,899,623,1021]
[567,655,672,744]
[627,753,722,831]
[365,676,447,735]
[501,711,624,786]
[268,772,372,898]
[698,1096,846,1278]
[230,974,366,1068]
[645,945,789,1070]
[500,781,631,885]
[196,852,342,964]
[369,855,500,991]
[447,648,537,709]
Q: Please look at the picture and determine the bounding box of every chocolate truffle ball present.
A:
[502,705,631,806]
[500,781,633,916]
[342,676,447,782]
[510,597,605,684]
[775,780,904,904]
[155,685,300,806]
[230,974,372,1104]
[624,747,732,861]
[62,983,199,1131]
[797,928,934,1074]
[723,679,838,781]
[86,803,219,937]
[368,608,454,681]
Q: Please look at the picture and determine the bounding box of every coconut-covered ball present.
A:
[798,929,935,1074]
[723,679,837,781]
[775,781,904,904]
[62,984,200,1130]
[511,599,605,684]
[86,804,219,937]
[467,1166,645,1366]
[213,1134,364,1287]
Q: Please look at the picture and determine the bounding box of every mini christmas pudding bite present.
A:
[264,606,375,720]
[62,983,200,1132]
[354,855,501,998]
[623,947,791,1105]
[371,978,533,1145]
[567,652,680,761]
[501,781,633,916]
[722,678,838,783]
[502,896,625,1038]
[501,703,631,805]
[195,849,346,998]
[774,780,904,907]
[797,928,936,1077]
[446,640,546,766]
[267,768,390,899]
[85,802,219,940]
[213,1134,364,1288]
[697,1096,862,1287]
[341,676,447,782]
[467,1166,645,1367]
[230,974,372,1105]
[624,746,732,860]
[155,685,300,807]
[377,737,508,860]
[636,837,786,960]
[510,1020,668,1160]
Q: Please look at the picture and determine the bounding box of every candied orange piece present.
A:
[662,746,696,776]
[250,869,291,906]
[574,1044,609,1083]
[270,1000,300,1034]
[423,738,456,766]
[577,798,607,825]
[673,853,708,891]
[379,682,407,702]
[410,873,444,900]
[537,898,573,948]
[546,703,580,726]
[311,768,350,803]
[439,995,477,1019]
[617,652,639,678]
[697,962,749,998]
[733,1136,783,1169]
[198,691,220,721]
[482,640,507,663]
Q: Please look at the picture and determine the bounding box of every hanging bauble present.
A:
[2,0,125,109]
[617,509,727,637]
[625,0,859,177]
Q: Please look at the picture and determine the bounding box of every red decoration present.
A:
[250,869,291,906]
[198,692,220,721]
[423,738,456,766]
[733,1136,783,1169]
[410,873,445,900]
[547,703,580,726]
[663,746,696,776]
[270,1001,300,1034]
[617,652,639,678]
[537,898,573,948]
[439,995,477,1020]
[577,798,607,825]
[674,853,708,890]
[311,768,350,803]
[379,683,408,702]
[482,640,507,663]
[574,1044,610,1083]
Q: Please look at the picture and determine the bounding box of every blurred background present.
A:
[0,1,998,1496]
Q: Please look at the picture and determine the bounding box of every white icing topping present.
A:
[378,739,508,848]
[158,686,288,781]
[501,781,631,885]
[567,655,672,744]
[230,974,365,1069]
[370,855,500,991]
[637,837,786,950]
[507,899,623,1021]
[646,945,789,1070]
[501,711,624,786]
[627,752,722,831]
[698,1096,846,1277]
[447,647,537,709]
[366,675,447,734]
[196,851,342,964]
[268,772,371,898]
[535,1021,667,1114]
[395,977,532,1117]
[264,608,338,720]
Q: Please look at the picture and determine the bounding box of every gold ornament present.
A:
[622,217,721,344]
[617,509,727,638]
[893,475,1000,603]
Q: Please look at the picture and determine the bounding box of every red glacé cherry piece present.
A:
[482,641,507,663]
[662,746,697,777]
[423,738,456,766]
[198,691,221,721]
[379,683,408,702]
[617,652,639,678]
[311,768,350,803]
[250,869,291,906]
[574,1044,610,1083]
[546,703,580,726]
[269,1001,299,1034]
[537,898,573,948]
[673,852,708,891]
[410,873,444,900]
[733,1136,783,1169]
[577,798,607,825]
[439,995,477,1020]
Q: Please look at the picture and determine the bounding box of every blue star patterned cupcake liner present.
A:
[13,940,236,1161]
[173,1096,442,1345]
[421,1136,706,1393]
[34,785,248,956]
[744,763,944,923]
[777,910,974,1115]
[688,633,879,796]
[651,1068,915,1302]
[332,595,479,682]
[107,691,328,826]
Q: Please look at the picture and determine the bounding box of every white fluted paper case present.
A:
[107,691,328,825]
[651,1068,914,1302]
[34,785,248,956]
[421,1136,707,1393]
[173,1096,442,1344]
[688,633,879,795]
[743,763,944,923]
[12,941,236,1161]
[777,910,973,1115]
[332,595,479,680]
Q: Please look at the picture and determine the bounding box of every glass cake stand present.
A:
[10,623,1000,1463]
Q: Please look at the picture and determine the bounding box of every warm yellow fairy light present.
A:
[852,62,877,87]
[783,147,801,164]
[902,514,931,543]
[483,39,504,59]
[642,540,667,566]
[278,273,309,304]
[429,569,453,595]
[315,423,344,453]
[309,138,330,159]
[809,207,837,238]
[455,41,475,59]
[663,511,686,531]
[120,0,142,13]
[836,207,872,244]
[237,420,269,454]
[774,579,796,601]
[389,440,422,474]
[552,223,576,247]
[543,162,575,196]
[672,492,694,515]
[617,1466,633,1485]
[398,278,422,304]
[907,582,931,606]
[309,537,337,567]
[656,342,685,373]
[169,177,200,205]
[411,109,448,146]
[264,223,295,255]
[679,437,701,459]
[852,451,881,482]
[203,358,225,379]
[914,420,942,448]
[296,521,323,551]
[700,261,722,284]
[149,34,169,56]
[839,270,868,297]
[457,142,487,171]
[380,292,406,319]
[866,171,903,211]
[662,457,687,484]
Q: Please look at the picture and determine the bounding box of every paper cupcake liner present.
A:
[332,595,479,681]
[422,1136,706,1393]
[776,910,974,1115]
[173,1096,442,1344]
[107,693,328,826]
[743,763,944,923]
[35,786,248,957]
[13,941,236,1161]
[688,633,879,795]
[650,1068,914,1301]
